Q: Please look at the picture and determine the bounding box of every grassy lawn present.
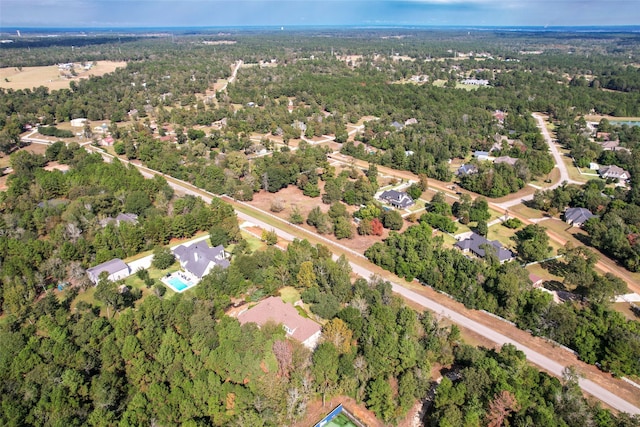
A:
[563,157,591,184]
[487,225,517,250]
[67,262,182,315]
[124,263,181,293]
[438,232,458,248]
[455,83,485,91]
[508,204,546,220]
[576,167,601,178]
[428,80,485,91]
[454,222,473,236]
[239,230,267,252]
[530,167,560,189]
[279,286,301,304]
[612,302,639,322]
[69,286,100,312]
[407,199,426,213]
[537,218,587,254]
[541,217,580,238]
[526,262,564,284]
[488,207,507,223]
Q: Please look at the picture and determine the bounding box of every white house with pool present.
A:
[164,242,230,292]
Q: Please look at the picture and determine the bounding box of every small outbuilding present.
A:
[70,118,88,128]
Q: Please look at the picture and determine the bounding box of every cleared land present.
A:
[0,61,127,91]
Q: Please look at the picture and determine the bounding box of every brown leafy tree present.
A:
[273,339,293,378]
[485,390,519,427]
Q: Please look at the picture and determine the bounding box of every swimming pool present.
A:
[164,274,194,293]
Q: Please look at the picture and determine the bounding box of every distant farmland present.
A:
[0,61,126,91]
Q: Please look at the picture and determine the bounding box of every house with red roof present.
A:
[238,296,322,349]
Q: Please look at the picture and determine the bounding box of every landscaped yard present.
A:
[279,286,301,304]
[508,204,546,220]
[486,224,518,250]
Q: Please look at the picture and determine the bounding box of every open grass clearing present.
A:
[612,302,639,322]
[0,61,127,91]
[486,224,517,248]
[584,114,640,122]
[279,286,301,304]
[529,167,560,189]
[406,199,426,213]
[438,231,458,248]
[508,204,546,220]
[526,262,564,284]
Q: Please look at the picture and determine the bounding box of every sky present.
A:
[1,0,639,29]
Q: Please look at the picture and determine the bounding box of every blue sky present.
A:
[2,0,639,28]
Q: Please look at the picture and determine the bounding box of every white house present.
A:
[379,190,415,209]
[70,118,87,128]
[172,242,229,282]
[599,165,629,180]
[87,258,130,285]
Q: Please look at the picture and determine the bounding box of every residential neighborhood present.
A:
[1,23,639,427]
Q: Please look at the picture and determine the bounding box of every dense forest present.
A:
[5,266,636,426]
[365,220,640,377]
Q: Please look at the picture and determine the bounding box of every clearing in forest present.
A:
[0,61,127,91]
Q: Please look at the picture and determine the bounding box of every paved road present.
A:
[223,206,640,414]
[494,113,581,210]
[219,60,243,92]
[160,173,640,415]
[532,113,582,187]
[21,123,640,414]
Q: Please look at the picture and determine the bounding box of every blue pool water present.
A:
[167,276,190,291]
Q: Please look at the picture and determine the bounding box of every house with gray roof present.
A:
[87,258,130,285]
[456,164,478,176]
[391,121,404,131]
[100,213,139,228]
[564,207,596,227]
[597,140,621,151]
[473,151,490,161]
[379,190,415,209]
[598,165,630,181]
[173,241,229,281]
[455,233,515,263]
[494,156,519,166]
